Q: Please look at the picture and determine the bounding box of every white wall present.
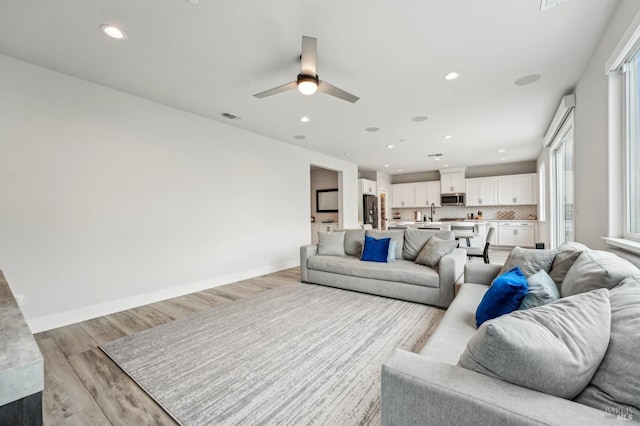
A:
[0,54,358,331]
[573,0,640,249]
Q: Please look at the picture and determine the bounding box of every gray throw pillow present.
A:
[549,246,583,287]
[367,230,404,259]
[499,246,556,278]
[519,269,560,310]
[575,277,640,418]
[335,228,365,257]
[561,250,640,297]
[458,289,611,399]
[402,229,454,261]
[317,231,346,256]
[414,236,458,267]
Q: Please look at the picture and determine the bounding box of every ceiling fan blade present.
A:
[253,81,297,99]
[317,81,359,103]
[300,36,317,76]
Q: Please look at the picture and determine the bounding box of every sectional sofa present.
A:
[300,228,466,308]
[382,243,640,425]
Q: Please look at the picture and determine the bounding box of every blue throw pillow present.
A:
[387,240,397,262]
[361,236,391,263]
[476,267,528,327]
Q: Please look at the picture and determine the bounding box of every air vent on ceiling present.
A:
[428,153,443,158]
[221,112,242,120]
[540,0,570,11]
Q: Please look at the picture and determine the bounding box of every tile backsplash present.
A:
[392,205,538,221]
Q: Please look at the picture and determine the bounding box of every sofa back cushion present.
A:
[498,246,556,278]
[367,230,404,259]
[335,228,366,257]
[459,289,611,399]
[561,250,640,297]
[402,229,454,261]
[574,277,640,418]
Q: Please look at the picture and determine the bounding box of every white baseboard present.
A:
[27,260,299,333]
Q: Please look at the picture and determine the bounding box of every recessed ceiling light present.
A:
[398,169,403,172]
[300,116,310,123]
[498,149,506,153]
[500,157,507,161]
[434,157,441,161]
[294,135,306,140]
[443,72,460,81]
[99,24,127,40]
[514,74,541,86]
[387,145,395,149]
[443,135,452,139]
[365,127,379,132]
[186,0,200,4]
[444,164,449,167]
[384,164,390,167]
[344,152,350,156]
[411,116,428,122]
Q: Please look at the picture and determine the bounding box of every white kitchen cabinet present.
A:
[391,183,417,207]
[497,222,535,247]
[440,172,465,193]
[497,174,535,205]
[465,177,497,206]
[415,181,441,207]
[311,223,338,244]
[359,178,377,195]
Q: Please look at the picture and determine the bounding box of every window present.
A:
[623,49,640,241]
[538,163,546,222]
[551,114,574,247]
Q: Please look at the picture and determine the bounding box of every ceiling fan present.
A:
[253,36,359,103]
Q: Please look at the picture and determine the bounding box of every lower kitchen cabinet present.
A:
[497,222,535,247]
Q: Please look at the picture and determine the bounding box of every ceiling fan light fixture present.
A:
[297,75,318,95]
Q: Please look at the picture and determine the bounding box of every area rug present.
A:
[100,284,444,425]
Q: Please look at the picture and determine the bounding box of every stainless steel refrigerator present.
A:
[363,194,378,229]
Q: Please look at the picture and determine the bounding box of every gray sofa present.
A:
[382,244,640,425]
[300,229,466,308]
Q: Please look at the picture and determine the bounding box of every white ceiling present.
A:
[0,0,620,175]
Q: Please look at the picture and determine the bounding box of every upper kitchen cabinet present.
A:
[440,171,465,193]
[415,181,441,207]
[465,177,497,206]
[359,178,377,195]
[391,183,416,208]
[497,173,536,205]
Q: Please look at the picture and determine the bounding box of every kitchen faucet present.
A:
[429,203,435,222]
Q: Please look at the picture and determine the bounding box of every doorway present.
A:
[379,189,388,230]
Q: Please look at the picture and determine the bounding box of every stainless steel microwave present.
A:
[441,193,465,206]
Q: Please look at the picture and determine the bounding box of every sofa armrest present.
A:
[464,263,501,285]
[382,349,622,426]
[300,244,317,283]
[437,248,466,307]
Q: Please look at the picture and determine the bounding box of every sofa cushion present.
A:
[361,235,390,263]
[549,243,584,286]
[475,267,528,327]
[519,269,560,310]
[575,277,640,418]
[561,250,640,297]
[415,236,458,267]
[402,229,454,261]
[335,228,365,257]
[367,230,404,259]
[317,231,346,256]
[307,255,440,288]
[498,246,556,278]
[459,289,611,399]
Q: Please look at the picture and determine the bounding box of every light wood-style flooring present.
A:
[34,248,508,425]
